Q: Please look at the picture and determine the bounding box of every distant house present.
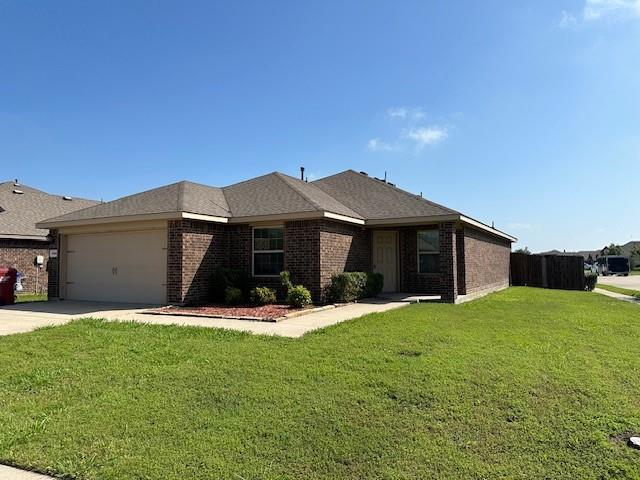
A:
[0,181,97,293]
[38,170,516,305]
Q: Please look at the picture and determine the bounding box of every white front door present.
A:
[65,230,167,304]
[373,231,398,292]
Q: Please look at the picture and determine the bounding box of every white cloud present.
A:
[387,106,425,121]
[584,0,640,20]
[557,10,579,28]
[558,0,640,26]
[405,126,448,148]
[367,138,394,152]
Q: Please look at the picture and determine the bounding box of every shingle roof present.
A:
[222,172,362,219]
[43,181,230,224]
[38,170,513,242]
[312,170,457,220]
[0,181,98,239]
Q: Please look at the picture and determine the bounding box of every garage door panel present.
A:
[66,230,167,304]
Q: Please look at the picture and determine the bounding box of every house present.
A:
[0,181,98,293]
[37,170,516,305]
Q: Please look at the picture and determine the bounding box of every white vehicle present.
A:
[596,256,630,276]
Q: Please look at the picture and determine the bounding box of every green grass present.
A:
[631,270,640,276]
[596,283,640,298]
[15,293,48,303]
[0,287,639,479]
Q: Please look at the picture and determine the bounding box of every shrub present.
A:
[365,272,384,298]
[329,272,384,303]
[224,286,244,305]
[280,271,293,291]
[210,267,248,302]
[287,285,312,308]
[249,286,277,305]
[584,272,598,291]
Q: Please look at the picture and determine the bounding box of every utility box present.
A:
[35,255,44,266]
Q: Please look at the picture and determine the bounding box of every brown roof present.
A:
[37,170,514,242]
[223,172,362,219]
[0,181,98,240]
[44,181,230,224]
[312,170,457,220]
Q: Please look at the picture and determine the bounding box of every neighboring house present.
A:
[38,170,516,305]
[541,242,640,267]
[0,181,98,293]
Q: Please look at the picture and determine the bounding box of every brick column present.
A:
[166,220,184,304]
[439,222,457,303]
[46,230,59,299]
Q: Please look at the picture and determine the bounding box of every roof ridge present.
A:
[324,170,459,215]
[272,172,323,212]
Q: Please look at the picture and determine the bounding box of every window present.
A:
[253,227,284,276]
[417,230,439,274]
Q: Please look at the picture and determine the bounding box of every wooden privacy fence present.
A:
[510,253,585,291]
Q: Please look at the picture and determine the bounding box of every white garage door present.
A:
[66,230,167,304]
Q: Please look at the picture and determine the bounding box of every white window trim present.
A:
[252,225,284,277]
[417,230,439,275]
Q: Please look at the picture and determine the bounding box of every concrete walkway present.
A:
[0,296,419,338]
[594,288,640,305]
[0,465,54,480]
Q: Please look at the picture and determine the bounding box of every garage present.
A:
[65,229,167,304]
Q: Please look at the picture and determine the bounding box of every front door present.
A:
[373,231,398,292]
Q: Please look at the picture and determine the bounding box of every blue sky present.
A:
[2,0,638,252]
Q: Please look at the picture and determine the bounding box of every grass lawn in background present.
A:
[15,293,48,303]
[596,283,640,299]
[0,287,639,479]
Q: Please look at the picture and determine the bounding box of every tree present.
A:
[603,243,623,256]
[631,245,640,268]
[514,246,531,255]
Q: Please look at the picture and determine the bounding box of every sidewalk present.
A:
[594,288,640,305]
[0,465,54,480]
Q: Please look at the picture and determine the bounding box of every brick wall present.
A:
[319,220,370,300]
[167,220,226,304]
[397,226,442,295]
[0,237,53,294]
[463,226,511,294]
[170,219,373,304]
[439,222,457,303]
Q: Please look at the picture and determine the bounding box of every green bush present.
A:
[249,287,277,305]
[279,271,293,291]
[329,272,384,303]
[224,286,244,305]
[584,272,598,291]
[287,285,312,308]
[210,267,248,302]
[365,272,384,297]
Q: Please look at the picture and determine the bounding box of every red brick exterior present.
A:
[50,218,510,306]
[0,237,54,294]
[461,226,511,294]
[167,220,227,304]
[319,220,371,300]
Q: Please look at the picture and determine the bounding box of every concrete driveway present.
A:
[0,301,151,336]
[0,297,414,338]
[599,274,640,290]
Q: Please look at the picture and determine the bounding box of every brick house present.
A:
[0,181,97,294]
[38,170,515,304]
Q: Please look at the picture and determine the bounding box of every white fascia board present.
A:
[459,215,517,242]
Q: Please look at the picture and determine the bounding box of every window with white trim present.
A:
[253,227,284,276]
[417,230,439,274]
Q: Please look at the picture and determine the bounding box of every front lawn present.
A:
[0,288,639,479]
[597,283,640,298]
[15,293,47,303]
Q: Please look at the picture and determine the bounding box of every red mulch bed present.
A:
[148,304,305,321]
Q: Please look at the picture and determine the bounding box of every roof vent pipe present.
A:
[300,166,305,181]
